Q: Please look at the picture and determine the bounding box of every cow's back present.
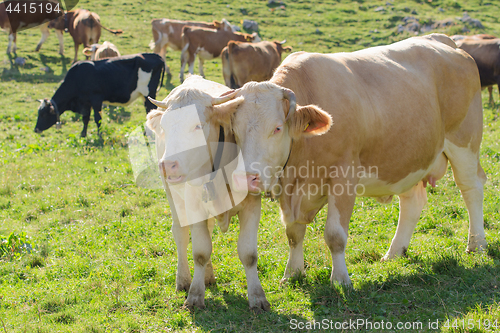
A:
[271,34,481,183]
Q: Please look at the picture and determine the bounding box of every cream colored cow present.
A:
[146,76,269,311]
[207,34,487,286]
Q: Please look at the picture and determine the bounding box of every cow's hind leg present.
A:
[7,33,15,54]
[36,24,50,52]
[445,140,487,252]
[382,181,428,261]
[81,114,90,137]
[237,196,269,311]
[185,220,212,309]
[198,57,205,78]
[488,86,494,105]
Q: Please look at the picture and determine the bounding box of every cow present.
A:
[82,41,120,60]
[35,53,165,137]
[47,9,123,63]
[205,34,487,287]
[0,0,62,53]
[221,40,292,89]
[145,75,269,311]
[150,18,233,75]
[455,36,500,105]
[180,27,260,82]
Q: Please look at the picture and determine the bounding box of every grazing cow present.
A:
[145,75,269,311]
[455,36,500,104]
[0,0,62,53]
[47,9,123,63]
[207,34,486,286]
[180,27,260,82]
[82,41,120,60]
[35,53,164,137]
[221,40,292,89]
[150,18,233,75]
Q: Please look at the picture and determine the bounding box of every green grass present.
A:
[1,0,500,331]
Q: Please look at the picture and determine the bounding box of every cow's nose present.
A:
[232,172,260,193]
[34,128,42,134]
[159,160,179,178]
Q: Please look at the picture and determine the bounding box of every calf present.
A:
[207,34,486,287]
[455,36,500,104]
[150,18,233,75]
[35,53,164,137]
[180,26,260,82]
[0,0,62,53]
[146,75,269,311]
[221,40,292,89]
[82,41,120,60]
[47,9,123,63]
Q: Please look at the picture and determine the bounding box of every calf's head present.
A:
[147,80,238,185]
[207,82,332,193]
[34,99,60,133]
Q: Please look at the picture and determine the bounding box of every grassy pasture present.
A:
[1,0,500,331]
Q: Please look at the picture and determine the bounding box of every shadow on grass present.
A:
[1,53,68,83]
[188,288,307,332]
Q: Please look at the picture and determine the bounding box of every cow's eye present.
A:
[194,124,203,130]
[273,126,282,135]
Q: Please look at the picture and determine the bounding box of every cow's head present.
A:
[146,77,236,186]
[207,82,332,193]
[34,99,60,133]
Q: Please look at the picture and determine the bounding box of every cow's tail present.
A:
[157,61,165,92]
[94,16,123,35]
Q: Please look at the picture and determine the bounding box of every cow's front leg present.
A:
[73,42,79,63]
[198,57,205,78]
[282,222,307,281]
[325,191,355,285]
[36,24,50,52]
[172,217,191,292]
[81,114,90,137]
[55,29,64,55]
[205,217,216,286]
[237,196,269,311]
[185,220,212,309]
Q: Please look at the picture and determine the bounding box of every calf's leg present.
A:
[237,196,269,311]
[185,220,212,309]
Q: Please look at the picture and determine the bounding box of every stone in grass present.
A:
[243,19,259,32]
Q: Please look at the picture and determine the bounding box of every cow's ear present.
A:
[82,47,92,56]
[146,110,164,136]
[208,97,244,128]
[288,104,333,139]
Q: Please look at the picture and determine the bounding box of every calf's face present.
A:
[209,82,333,193]
[34,99,58,133]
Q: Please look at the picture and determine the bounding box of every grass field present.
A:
[1,0,500,332]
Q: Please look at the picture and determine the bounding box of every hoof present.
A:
[185,294,205,309]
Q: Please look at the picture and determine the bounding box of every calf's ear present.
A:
[288,104,333,139]
[146,110,164,136]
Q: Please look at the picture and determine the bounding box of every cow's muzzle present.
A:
[34,128,42,134]
[232,172,260,193]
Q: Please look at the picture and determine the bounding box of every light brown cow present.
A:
[221,40,292,89]
[455,35,500,104]
[0,0,62,53]
[82,41,120,60]
[180,27,260,82]
[48,9,122,63]
[208,34,487,286]
[150,18,233,75]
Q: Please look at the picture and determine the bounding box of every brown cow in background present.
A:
[179,27,260,82]
[221,40,292,89]
[150,18,233,75]
[455,35,500,104]
[48,9,122,63]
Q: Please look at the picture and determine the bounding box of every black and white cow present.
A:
[34,53,165,137]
